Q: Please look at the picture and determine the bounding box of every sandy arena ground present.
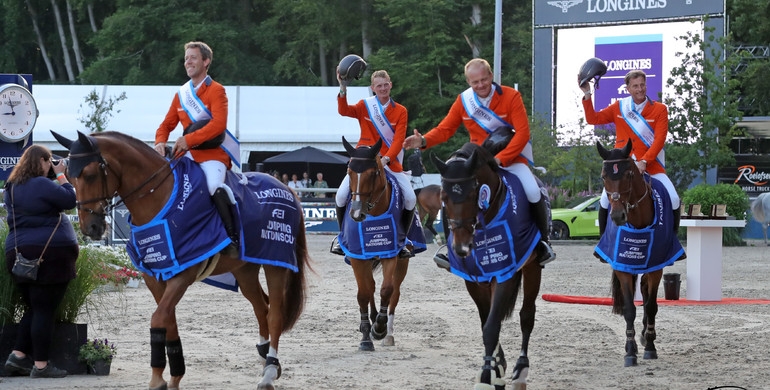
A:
[1,236,769,390]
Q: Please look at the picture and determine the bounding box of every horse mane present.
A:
[94,131,157,154]
[451,142,498,172]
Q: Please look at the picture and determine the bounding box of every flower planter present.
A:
[126,278,141,288]
[87,359,111,375]
[0,323,88,376]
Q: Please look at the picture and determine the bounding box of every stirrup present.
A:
[537,241,555,266]
[330,237,345,255]
[432,245,451,271]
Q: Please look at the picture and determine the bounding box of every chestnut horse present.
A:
[339,137,411,351]
[597,141,683,367]
[416,184,442,242]
[432,143,542,390]
[53,131,309,390]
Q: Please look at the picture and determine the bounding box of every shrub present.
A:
[681,183,750,246]
[79,338,117,365]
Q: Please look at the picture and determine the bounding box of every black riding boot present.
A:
[673,207,681,233]
[330,205,346,255]
[212,188,239,253]
[531,198,555,266]
[598,206,608,237]
[398,208,416,258]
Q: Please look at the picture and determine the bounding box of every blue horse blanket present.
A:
[446,170,540,283]
[594,177,684,274]
[127,158,301,282]
[338,171,427,260]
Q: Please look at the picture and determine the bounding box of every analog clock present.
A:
[0,83,39,143]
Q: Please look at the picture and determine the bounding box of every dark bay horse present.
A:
[416,184,441,242]
[53,131,309,390]
[597,141,683,367]
[340,137,411,351]
[432,143,542,390]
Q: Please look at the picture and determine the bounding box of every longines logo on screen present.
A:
[0,156,21,171]
[548,0,671,14]
[735,165,770,186]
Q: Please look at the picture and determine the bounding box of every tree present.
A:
[78,88,127,132]
[664,24,744,192]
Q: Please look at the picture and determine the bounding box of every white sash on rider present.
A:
[178,77,241,168]
[460,87,534,165]
[364,96,403,163]
[619,96,664,168]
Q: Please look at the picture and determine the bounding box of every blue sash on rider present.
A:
[446,170,540,283]
[594,177,684,273]
[126,159,301,282]
[619,96,665,168]
[338,171,427,260]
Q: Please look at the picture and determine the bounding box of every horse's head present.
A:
[432,143,497,257]
[343,136,387,222]
[52,130,117,240]
[597,140,649,227]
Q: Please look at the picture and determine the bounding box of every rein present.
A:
[602,158,651,215]
[74,149,182,217]
[443,173,504,233]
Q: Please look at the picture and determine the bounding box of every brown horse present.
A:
[432,143,542,390]
[416,184,442,242]
[340,137,411,351]
[597,140,679,367]
[53,131,309,390]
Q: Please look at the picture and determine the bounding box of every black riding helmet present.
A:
[338,54,367,81]
[578,57,608,89]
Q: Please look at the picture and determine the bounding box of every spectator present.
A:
[3,145,78,378]
[300,172,312,188]
[313,172,329,198]
[281,173,289,186]
[288,174,304,190]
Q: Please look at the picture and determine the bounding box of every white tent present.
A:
[32,84,370,157]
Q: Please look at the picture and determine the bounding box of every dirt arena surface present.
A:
[2,236,768,390]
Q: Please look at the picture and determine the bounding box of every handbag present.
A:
[9,185,62,281]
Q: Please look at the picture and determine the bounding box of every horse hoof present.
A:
[512,382,527,390]
[643,350,658,360]
[624,355,638,367]
[473,384,496,390]
[149,383,168,390]
[382,335,395,346]
[370,326,387,341]
[359,340,375,351]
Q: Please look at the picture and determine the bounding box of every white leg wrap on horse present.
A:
[387,313,394,335]
[268,346,278,358]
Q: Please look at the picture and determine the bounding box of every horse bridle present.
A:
[71,150,178,218]
[348,156,388,214]
[602,158,650,215]
[442,174,504,233]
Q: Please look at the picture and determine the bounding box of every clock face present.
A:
[0,83,39,143]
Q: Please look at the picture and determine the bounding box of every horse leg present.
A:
[371,257,397,341]
[234,264,271,362]
[255,265,296,390]
[512,260,542,390]
[614,271,638,367]
[382,257,409,346]
[641,270,662,360]
[351,258,376,351]
[146,273,196,390]
[477,277,520,390]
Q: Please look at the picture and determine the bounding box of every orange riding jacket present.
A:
[582,97,668,175]
[156,78,231,168]
[338,94,408,172]
[422,84,531,167]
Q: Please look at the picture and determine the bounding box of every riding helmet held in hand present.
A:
[338,54,367,81]
[578,57,608,89]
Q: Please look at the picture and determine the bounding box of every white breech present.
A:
[600,172,680,210]
[187,154,234,203]
[500,162,542,204]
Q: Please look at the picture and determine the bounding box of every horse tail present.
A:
[501,269,524,321]
[611,272,624,315]
[281,212,312,332]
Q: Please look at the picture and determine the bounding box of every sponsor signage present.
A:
[535,0,724,26]
[717,155,770,198]
[0,74,33,182]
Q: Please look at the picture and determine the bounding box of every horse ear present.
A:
[372,138,382,156]
[430,152,447,175]
[621,139,633,158]
[77,131,95,151]
[342,136,356,156]
[51,130,73,149]
[466,149,479,171]
[596,140,610,160]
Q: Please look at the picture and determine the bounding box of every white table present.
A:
[680,219,746,301]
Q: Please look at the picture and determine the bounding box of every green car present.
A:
[550,195,601,240]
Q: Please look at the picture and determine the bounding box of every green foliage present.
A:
[0,223,23,326]
[681,183,750,246]
[78,89,127,132]
[79,337,117,365]
[664,24,743,193]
